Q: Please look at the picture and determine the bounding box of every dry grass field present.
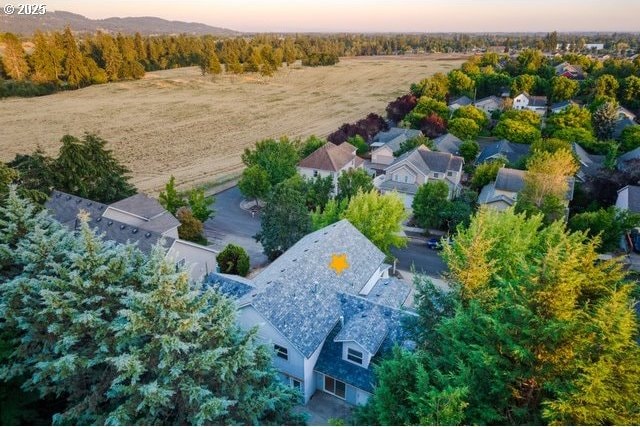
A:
[0,55,466,193]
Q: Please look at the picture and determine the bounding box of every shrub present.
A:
[216,244,250,276]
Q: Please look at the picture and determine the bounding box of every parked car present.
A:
[426,237,440,249]
[426,237,453,250]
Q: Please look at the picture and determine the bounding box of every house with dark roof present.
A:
[554,62,585,80]
[433,133,463,156]
[298,142,364,193]
[376,146,464,208]
[572,142,605,182]
[369,128,423,171]
[617,147,640,171]
[204,220,414,406]
[550,100,578,114]
[513,92,548,115]
[476,139,531,165]
[613,107,637,139]
[46,190,218,281]
[447,95,473,111]
[474,95,504,116]
[478,167,575,211]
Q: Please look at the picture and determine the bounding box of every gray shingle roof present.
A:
[476,139,531,165]
[385,146,463,177]
[364,277,411,308]
[433,133,463,155]
[46,190,108,227]
[494,168,526,193]
[373,128,422,144]
[109,193,167,219]
[474,95,503,109]
[204,272,255,300]
[572,143,604,181]
[243,220,388,358]
[378,180,419,195]
[448,95,472,107]
[334,307,388,354]
[314,293,411,392]
[617,147,640,170]
[46,190,174,254]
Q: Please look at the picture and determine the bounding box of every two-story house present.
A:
[478,167,575,211]
[297,142,364,193]
[204,219,413,405]
[474,95,504,116]
[376,145,464,208]
[368,128,423,173]
[46,190,218,281]
[513,92,548,115]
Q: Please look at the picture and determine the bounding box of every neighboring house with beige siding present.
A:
[297,142,364,193]
[376,145,464,209]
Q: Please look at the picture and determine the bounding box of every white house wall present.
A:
[165,240,217,282]
[616,188,629,211]
[340,340,372,368]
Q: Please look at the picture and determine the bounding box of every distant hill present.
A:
[0,10,240,36]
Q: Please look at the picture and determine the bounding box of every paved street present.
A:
[391,238,448,277]
[204,186,268,268]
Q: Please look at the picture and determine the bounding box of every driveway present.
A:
[204,186,268,268]
[391,238,448,277]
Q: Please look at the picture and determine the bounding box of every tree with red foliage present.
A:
[386,94,418,123]
[327,113,389,144]
[419,113,447,139]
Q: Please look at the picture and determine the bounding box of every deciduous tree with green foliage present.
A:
[238,165,271,207]
[159,175,186,215]
[176,207,206,244]
[257,179,311,260]
[569,206,640,253]
[448,70,475,97]
[337,168,374,201]
[620,125,640,152]
[458,140,480,164]
[359,208,640,425]
[470,160,506,191]
[448,118,481,141]
[452,105,488,128]
[550,76,579,102]
[241,137,300,186]
[216,243,250,276]
[343,190,407,255]
[493,119,541,145]
[298,135,326,159]
[412,181,450,229]
[310,197,348,231]
[187,187,214,222]
[393,135,433,157]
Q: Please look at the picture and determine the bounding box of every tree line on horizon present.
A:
[2,30,639,98]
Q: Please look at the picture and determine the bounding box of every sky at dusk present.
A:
[45,0,640,33]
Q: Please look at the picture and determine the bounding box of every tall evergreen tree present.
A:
[30,31,64,83]
[61,27,90,88]
[1,33,29,80]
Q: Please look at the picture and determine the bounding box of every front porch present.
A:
[294,391,354,425]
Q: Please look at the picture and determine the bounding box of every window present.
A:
[290,377,302,392]
[324,375,346,399]
[433,172,440,178]
[404,175,408,183]
[313,170,318,177]
[274,344,288,360]
[347,348,364,365]
[393,174,398,181]
[447,171,453,177]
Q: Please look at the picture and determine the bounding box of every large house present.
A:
[572,142,605,182]
[617,147,640,171]
[478,167,575,211]
[376,145,464,208]
[513,92,548,115]
[433,133,463,156]
[369,128,423,171]
[478,167,527,210]
[204,220,413,405]
[554,62,585,80]
[447,95,473,111]
[475,139,531,165]
[614,107,638,139]
[474,95,504,116]
[298,142,364,193]
[46,190,218,281]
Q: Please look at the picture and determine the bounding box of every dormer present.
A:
[334,309,389,369]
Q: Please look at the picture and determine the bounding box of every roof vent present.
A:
[87,202,92,206]
[76,199,81,204]
[145,232,151,238]
[292,258,297,262]
[280,269,286,273]
[96,217,102,222]
[132,228,138,234]
[375,293,381,297]
[314,240,319,243]
[120,224,125,230]
[66,195,71,200]
[107,221,113,226]
[55,193,61,198]
[304,249,309,252]
[361,313,368,318]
